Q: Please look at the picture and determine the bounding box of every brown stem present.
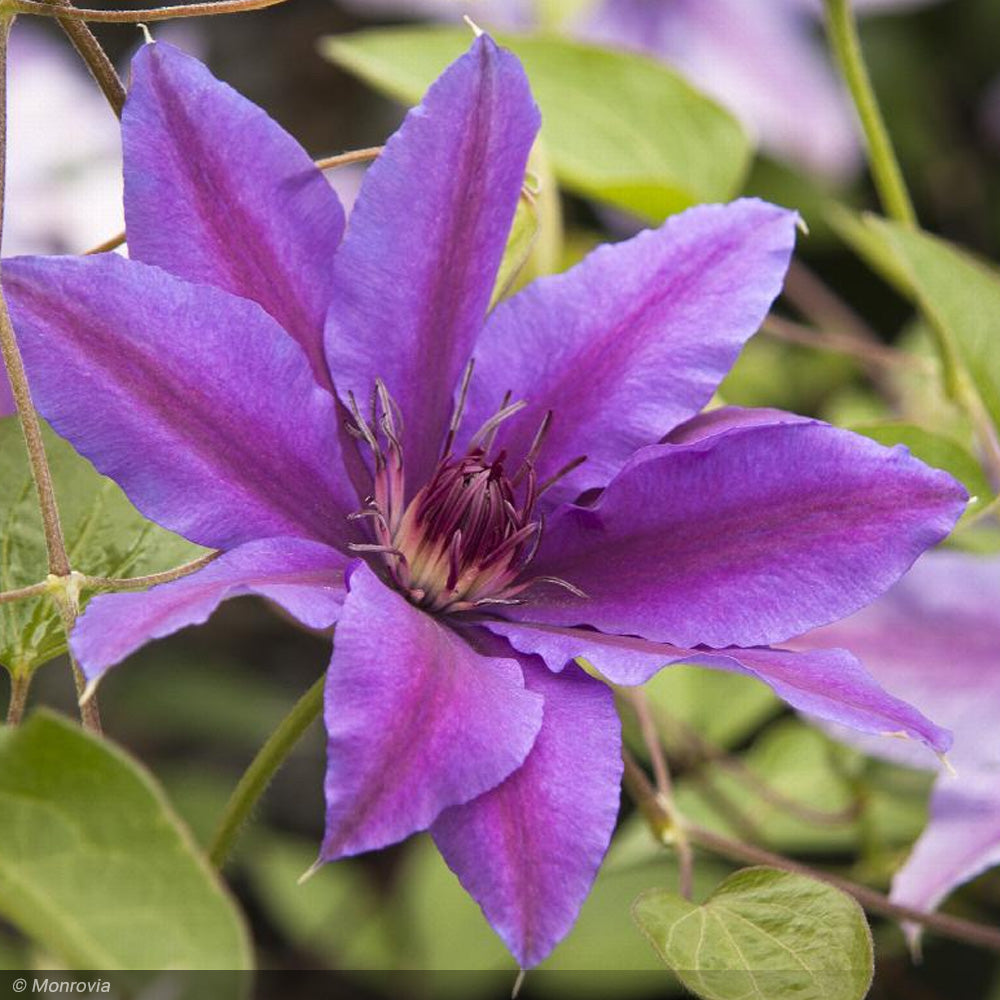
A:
[784,260,881,346]
[81,146,385,257]
[762,315,930,375]
[660,704,863,828]
[0,20,71,579]
[86,550,219,591]
[0,18,99,728]
[315,146,383,171]
[43,0,125,116]
[85,230,126,254]
[622,749,1000,954]
[5,672,30,725]
[629,690,673,800]
[11,0,293,21]
[0,580,48,605]
[622,718,693,901]
[54,592,100,732]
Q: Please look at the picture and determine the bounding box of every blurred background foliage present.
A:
[2,0,1000,997]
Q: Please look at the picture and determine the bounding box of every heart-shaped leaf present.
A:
[633,867,873,1000]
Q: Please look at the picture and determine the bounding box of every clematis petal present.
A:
[325,35,539,490]
[890,772,1000,924]
[432,645,621,969]
[72,537,351,683]
[320,562,543,860]
[665,404,807,444]
[515,420,965,649]
[0,371,13,417]
[123,43,345,389]
[485,620,951,753]
[4,253,358,551]
[463,200,797,504]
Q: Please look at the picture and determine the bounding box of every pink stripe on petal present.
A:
[320,563,543,859]
[124,43,345,390]
[433,648,622,968]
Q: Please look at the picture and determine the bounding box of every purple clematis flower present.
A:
[796,550,1000,942]
[3,38,968,966]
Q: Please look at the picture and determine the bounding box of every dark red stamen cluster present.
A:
[346,370,583,615]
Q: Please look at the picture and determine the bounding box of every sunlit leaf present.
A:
[321,28,750,221]
[835,215,1000,440]
[0,711,251,970]
[633,867,873,1000]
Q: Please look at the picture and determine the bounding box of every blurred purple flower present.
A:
[797,550,1000,938]
[345,0,938,180]
[0,25,123,415]
[4,40,966,965]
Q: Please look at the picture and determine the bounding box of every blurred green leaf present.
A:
[245,834,393,970]
[633,867,873,1000]
[851,421,993,514]
[637,665,780,754]
[673,720,930,856]
[321,28,750,221]
[720,337,860,415]
[836,216,1000,440]
[826,205,914,296]
[0,711,251,970]
[871,221,1000,435]
[0,418,204,677]
[492,192,540,309]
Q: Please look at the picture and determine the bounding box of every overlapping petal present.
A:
[462,200,797,503]
[325,34,539,490]
[320,563,543,860]
[432,643,621,969]
[123,43,345,389]
[0,372,14,418]
[4,253,358,551]
[73,537,352,683]
[484,620,951,753]
[512,419,965,648]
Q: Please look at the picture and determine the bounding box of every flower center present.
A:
[346,369,584,614]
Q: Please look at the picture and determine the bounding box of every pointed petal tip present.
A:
[79,676,101,708]
[938,752,958,777]
[511,968,527,998]
[297,859,323,886]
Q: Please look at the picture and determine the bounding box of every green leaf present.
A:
[672,720,930,856]
[633,867,873,1000]
[0,418,204,677]
[245,833,393,970]
[633,665,780,754]
[0,711,252,969]
[321,28,750,221]
[851,421,993,515]
[837,215,1000,438]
